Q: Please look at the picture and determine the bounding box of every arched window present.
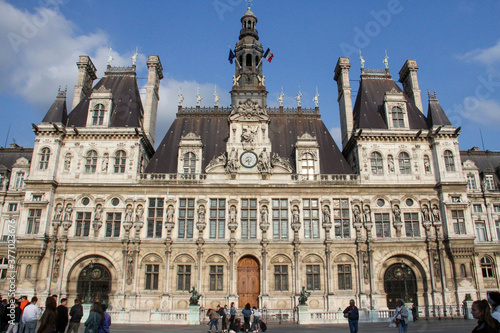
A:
[255,56,260,67]
[246,54,252,67]
[392,107,404,128]
[301,153,315,179]
[25,264,32,279]
[398,152,411,174]
[85,150,98,173]
[92,104,105,126]
[183,152,196,174]
[460,264,467,278]
[444,150,455,172]
[481,257,494,278]
[114,151,126,173]
[39,147,50,170]
[15,172,25,188]
[370,152,383,175]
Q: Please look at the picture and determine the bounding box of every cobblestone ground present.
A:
[103,318,475,332]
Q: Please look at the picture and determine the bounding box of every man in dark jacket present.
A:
[66,299,83,333]
[55,298,69,333]
[343,299,359,333]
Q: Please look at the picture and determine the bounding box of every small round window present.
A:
[406,198,414,207]
[82,197,90,206]
[111,198,120,206]
[377,199,385,207]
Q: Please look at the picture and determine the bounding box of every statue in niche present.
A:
[63,204,73,221]
[198,205,206,222]
[424,155,431,173]
[261,205,268,224]
[292,206,300,225]
[432,204,440,221]
[126,255,134,284]
[323,206,331,224]
[166,205,175,223]
[94,204,103,221]
[388,155,395,173]
[53,251,61,280]
[54,203,63,221]
[229,205,237,224]
[135,205,144,222]
[353,205,362,224]
[422,205,430,221]
[124,204,133,223]
[64,154,71,171]
[393,205,401,223]
[102,154,109,172]
[363,205,371,223]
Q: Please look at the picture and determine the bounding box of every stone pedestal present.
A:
[297,305,310,324]
[464,300,474,320]
[188,305,201,325]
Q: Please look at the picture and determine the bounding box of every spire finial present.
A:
[383,50,389,70]
[247,0,252,10]
[132,47,138,66]
[107,47,113,66]
[214,85,220,107]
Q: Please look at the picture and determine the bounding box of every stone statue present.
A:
[424,155,431,173]
[393,205,401,223]
[313,87,319,107]
[241,126,258,144]
[131,47,138,66]
[135,205,144,222]
[292,206,300,224]
[353,205,362,224]
[298,286,310,305]
[278,87,284,106]
[295,87,302,107]
[323,206,331,224]
[107,47,113,66]
[359,49,365,69]
[126,255,134,284]
[388,155,394,173]
[63,204,73,221]
[233,75,238,86]
[124,204,133,223]
[64,154,71,171]
[189,287,201,305]
[363,205,371,223]
[226,148,239,173]
[54,203,63,221]
[196,86,202,106]
[178,86,184,106]
[258,148,271,173]
[214,85,220,106]
[432,204,440,221]
[198,205,206,222]
[261,205,268,224]
[101,154,109,172]
[94,204,103,221]
[229,205,237,224]
[383,50,389,69]
[422,205,430,221]
[167,205,175,223]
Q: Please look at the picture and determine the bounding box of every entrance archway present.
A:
[237,256,260,308]
[384,263,418,308]
[77,262,111,304]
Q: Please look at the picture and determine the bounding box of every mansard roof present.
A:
[145,107,353,175]
[352,72,428,130]
[426,93,452,128]
[42,90,68,124]
[67,67,143,128]
[0,145,33,170]
[460,149,500,185]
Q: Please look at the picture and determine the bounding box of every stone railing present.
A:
[107,310,188,324]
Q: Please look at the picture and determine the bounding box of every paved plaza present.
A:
[101,318,475,332]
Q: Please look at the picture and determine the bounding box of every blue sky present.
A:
[1,0,499,151]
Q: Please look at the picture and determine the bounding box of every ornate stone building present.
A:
[1,7,499,321]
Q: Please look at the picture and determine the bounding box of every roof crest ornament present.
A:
[295,86,302,107]
[196,86,202,106]
[428,89,438,100]
[107,47,114,66]
[383,50,389,70]
[178,86,184,106]
[132,47,138,66]
[214,85,220,107]
[359,49,365,71]
[278,86,284,106]
[57,86,67,98]
[313,87,319,107]
[247,0,252,10]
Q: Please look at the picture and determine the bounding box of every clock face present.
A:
[240,151,258,168]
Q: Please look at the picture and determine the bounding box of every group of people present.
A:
[206,302,266,333]
[0,294,110,333]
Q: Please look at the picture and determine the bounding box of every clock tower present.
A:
[226,6,272,177]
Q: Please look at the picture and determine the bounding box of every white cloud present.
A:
[460,98,500,125]
[458,40,500,65]
[329,126,342,146]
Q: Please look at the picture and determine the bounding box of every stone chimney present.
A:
[72,56,97,110]
[334,57,353,149]
[143,55,164,147]
[398,59,423,112]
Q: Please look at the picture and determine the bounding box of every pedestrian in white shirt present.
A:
[21,297,41,333]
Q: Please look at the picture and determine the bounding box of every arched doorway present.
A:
[237,256,260,308]
[77,262,111,304]
[384,263,417,308]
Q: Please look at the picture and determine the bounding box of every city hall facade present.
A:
[1,7,500,321]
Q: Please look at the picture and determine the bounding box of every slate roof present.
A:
[426,95,452,128]
[146,109,353,175]
[0,146,33,171]
[353,73,428,130]
[42,90,68,124]
[460,149,500,186]
[67,68,143,128]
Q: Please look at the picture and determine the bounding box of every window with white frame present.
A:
[338,264,352,290]
[145,264,159,290]
[25,264,32,279]
[467,174,477,190]
[301,153,315,179]
[452,210,466,234]
[39,147,50,170]
[444,150,455,172]
[15,172,25,188]
[75,212,92,237]
[210,199,226,239]
[272,199,288,239]
[209,265,223,291]
[375,213,391,238]
[177,265,191,290]
[398,152,411,174]
[240,199,256,239]
[85,150,98,174]
[306,265,320,290]
[27,209,41,234]
[496,221,500,240]
[8,203,17,212]
[485,175,496,191]
[183,152,196,174]
[475,221,486,241]
[473,204,483,213]
[494,205,500,213]
[303,199,320,239]
[274,265,289,291]
[178,198,194,239]
[147,198,164,238]
[114,150,126,173]
[481,257,494,278]
[0,258,7,279]
[392,106,405,128]
[404,212,420,237]
[333,199,350,238]
[370,152,383,175]
[92,104,105,125]
[105,212,121,237]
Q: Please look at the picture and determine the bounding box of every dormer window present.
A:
[183,152,196,174]
[301,153,315,179]
[444,150,455,172]
[485,175,496,191]
[39,147,50,170]
[177,133,203,174]
[467,174,477,190]
[398,152,411,174]
[15,172,25,188]
[92,104,105,125]
[391,107,405,128]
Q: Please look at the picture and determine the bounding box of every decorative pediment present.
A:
[181,132,201,141]
[229,99,268,122]
[95,86,111,94]
[462,159,478,170]
[271,153,294,173]
[205,152,227,173]
[13,157,30,167]
[297,132,316,141]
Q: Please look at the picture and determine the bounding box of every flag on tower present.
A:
[264,48,274,62]
[228,48,236,64]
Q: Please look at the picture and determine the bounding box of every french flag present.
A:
[264,48,274,62]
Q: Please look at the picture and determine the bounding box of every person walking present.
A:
[37,297,57,333]
[471,299,499,333]
[21,297,41,333]
[393,299,409,333]
[66,299,83,333]
[229,302,236,330]
[206,307,220,333]
[487,291,500,324]
[343,299,359,333]
[241,303,252,333]
[97,303,111,333]
[55,298,69,333]
[84,302,102,333]
[5,300,21,333]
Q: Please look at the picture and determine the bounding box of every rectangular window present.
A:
[75,212,91,237]
[210,199,226,239]
[475,221,486,241]
[178,199,194,239]
[0,258,8,279]
[147,198,164,238]
[375,213,391,238]
[333,199,350,238]
[467,175,477,190]
[274,265,289,291]
[145,264,159,290]
[485,175,495,191]
[27,209,41,234]
[338,264,352,290]
[496,221,500,240]
[494,205,500,213]
[306,265,320,290]
[209,265,223,291]
[33,195,42,202]
[8,203,17,212]
[177,265,191,290]
[272,199,288,239]
[473,204,483,213]
[105,212,121,237]
[452,210,466,234]
[404,212,420,237]
[303,199,319,238]
[15,172,25,188]
[241,199,257,239]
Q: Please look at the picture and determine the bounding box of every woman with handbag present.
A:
[84,302,102,333]
[393,299,409,333]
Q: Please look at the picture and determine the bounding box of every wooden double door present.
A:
[237,256,260,308]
